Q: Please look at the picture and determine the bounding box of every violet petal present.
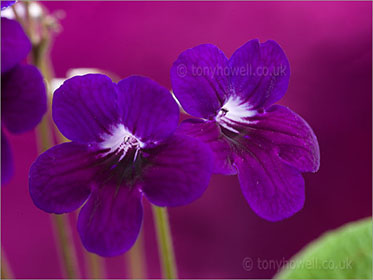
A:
[29,142,95,214]
[2,64,47,133]
[246,105,320,172]
[219,105,320,173]
[77,185,143,257]
[117,76,179,147]
[171,44,230,119]
[1,17,31,73]
[141,132,213,207]
[229,39,290,109]
[235,143,305,221]
[178,118,237,175]
[1,133,13,185]
[53,74,120,143]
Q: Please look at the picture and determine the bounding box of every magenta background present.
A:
[2,1,372,279]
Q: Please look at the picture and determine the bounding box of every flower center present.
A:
[100,125,142,162]
[216,96,257,133]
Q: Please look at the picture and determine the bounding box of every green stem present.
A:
[80,206,106,279]
[29,7,80,278]
[126,229,146,279]
[35,117,80,279]
[85,252,105,279]
[152,206,178,279]
[1,248,14,279]
[51,215,81,279]
[11,5,22,26]
[35,112,52,152]
[25,5,147,279]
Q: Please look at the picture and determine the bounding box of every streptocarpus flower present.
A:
[29,74,213,256]
[170,39,320,221]
[1,17,47,184]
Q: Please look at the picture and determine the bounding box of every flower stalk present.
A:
[1,248,14,279]
[35,104,81,279]
[152,206,178,279]
[51,214,81,279]
[85,252,106,279]
[127,230,146,279]
[25,3,80,278]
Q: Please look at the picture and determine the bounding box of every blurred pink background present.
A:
[2,1,372,278]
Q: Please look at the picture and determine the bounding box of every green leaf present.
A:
[275,217,372,279]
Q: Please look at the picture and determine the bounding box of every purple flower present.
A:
[170,39,320,221]
[1,17,47,184]
[29,74,213,256]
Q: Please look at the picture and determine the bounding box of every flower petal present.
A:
[117,76,179,146]
[235,143,305,221]
[53,74,120,143]
[224,105,320,173]
[77,185,143,257]
[29,142,97,214]
[229,39,290,109]
[253,105,320,172]
[178,118,236,175]
[1,17,31,73]
[141,132,213,207]
[1,133,14,185]
[171,44,230,119]
[2,64,47,133]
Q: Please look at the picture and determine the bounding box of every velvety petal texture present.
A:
[141,132,213,207]
[245,105,320,172]
[229,39,290,109]
[235,144,305,221]
[29,142,96,214]
[78,185,143,257]
[206,105,318,220]
[171,40,290,119]
[217,105,320,173]
[1,17,31,73]
[1,133,13,185]
[2,64,47,133]
[117,76,179,146]
[53,74,120,143]
[171,44,230,119]
[178,119,236,175]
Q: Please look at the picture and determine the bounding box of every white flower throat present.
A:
[215,96,257,133]
[100,125,142,162]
